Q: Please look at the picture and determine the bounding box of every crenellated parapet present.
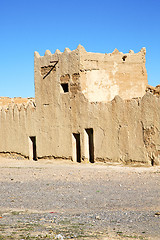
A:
[146,84,160,96]
[34,44,146,59]
[0,101,36,120]
[0,97,35,110]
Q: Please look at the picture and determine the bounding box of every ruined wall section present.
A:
[0,102,36,157]
[79,47,148,102]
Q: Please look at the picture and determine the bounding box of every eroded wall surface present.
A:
[79,47,147,102]
[0,102,36,157]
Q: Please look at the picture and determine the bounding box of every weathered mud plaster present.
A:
[0,45,160,166]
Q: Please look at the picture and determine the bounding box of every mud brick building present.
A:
[0,45,160,166]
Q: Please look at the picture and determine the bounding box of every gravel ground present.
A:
[0,156,160,239]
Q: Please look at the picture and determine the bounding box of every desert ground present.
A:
[0,155,160,240]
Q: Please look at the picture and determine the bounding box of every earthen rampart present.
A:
[0,102,36,157]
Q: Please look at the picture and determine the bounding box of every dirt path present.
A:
[0,157,160,239]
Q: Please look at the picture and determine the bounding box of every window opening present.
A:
[29,136,37,161]
[122,55,127,62]
[61,83,69,93]
[72,133,81,162]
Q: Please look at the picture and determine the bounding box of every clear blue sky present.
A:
[0,0,160,97]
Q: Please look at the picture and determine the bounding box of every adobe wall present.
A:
[69,92,160,166]
[0,102,36,157]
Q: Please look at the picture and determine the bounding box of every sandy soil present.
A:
[0,156,160,239]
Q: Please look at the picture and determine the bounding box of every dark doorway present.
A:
[85,128,94,163]
[29,136,37,161]
[72,133,81,162]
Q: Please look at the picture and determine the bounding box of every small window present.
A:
[61,83,69,93]
[122,55,127,62]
